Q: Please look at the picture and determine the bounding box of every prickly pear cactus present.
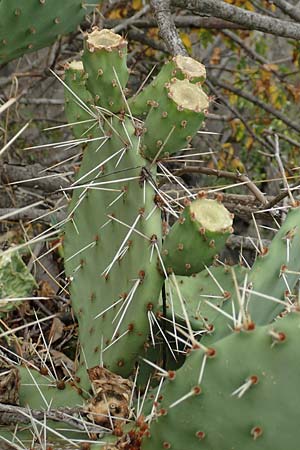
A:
[4,24,300,450]
[162,197,233,275]
[63,28,209,388]
[141,312,300,450]
[202,205,300,345]
[17,364,84,408]
[0,0,95,64]
[0,29,211,449]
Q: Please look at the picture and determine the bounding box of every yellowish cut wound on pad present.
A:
[190,198,233,232]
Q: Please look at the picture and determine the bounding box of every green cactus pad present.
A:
[130,55,206,118]
[164,264,249,332]
[0,361,90,446]
[64,60,94,139]
[141,312,300,450]
[18,365,84,408]
[247,206,300,324]
[203,205,300,345]
[82,28,129,112]
[0,359,131,446]
[0,0,95,64]
[162,198,233,275]
[64,116,163,386]
[140,78,209,161]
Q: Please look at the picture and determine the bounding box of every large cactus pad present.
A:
[0,0,95,64]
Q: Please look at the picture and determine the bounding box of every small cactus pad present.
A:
[130,55,206,118]
[0,361,96,445]
[141,78,209,161]
[162,198,233,275]
[202,205,300,345]
[82,28,129,112]
[141,312,300,450]
[0,0,95,64]
[246,205,300,324]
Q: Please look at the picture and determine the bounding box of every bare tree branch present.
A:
[0,207,65,223]
[127,29,168,52]
[1,163,70,192]
[171,0,300,39]
[272,0,300,22]
[263,181,300,210]
[0,403,105,434]
[112,4,150,33]
[206,79,274,153]
[209,77,300,133]
[226,234,271,251]
[105,16,245,30]
[150,0,187,55]
[263,130,300,149]
[221,29,267,65]
[221,29,289,86]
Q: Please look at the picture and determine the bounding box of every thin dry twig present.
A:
[206,79,274,153]
[209,77,300,133]
[159,165,268,205]
[0,403,106,435]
